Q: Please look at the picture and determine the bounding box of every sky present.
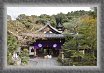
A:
[7,7,92,20]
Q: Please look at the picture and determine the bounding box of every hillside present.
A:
[7,8,97,66]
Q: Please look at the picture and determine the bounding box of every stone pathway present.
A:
[28,57,60,67]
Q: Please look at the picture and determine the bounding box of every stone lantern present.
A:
[61,51,64,60]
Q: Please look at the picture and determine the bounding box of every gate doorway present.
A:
[36,47,60,57]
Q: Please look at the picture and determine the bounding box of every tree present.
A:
[60,11,97,66]
[78,15,97,55]
[7,34,19,65]
[20,49,29,65]
[7,15,12,21]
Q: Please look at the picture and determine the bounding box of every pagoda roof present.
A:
[21,21,65,39]
[35,21,62,34]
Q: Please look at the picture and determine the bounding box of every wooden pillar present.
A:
[34,49,37,57]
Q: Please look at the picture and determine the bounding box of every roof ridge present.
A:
[35,21,62,34]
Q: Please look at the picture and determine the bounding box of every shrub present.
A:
[20,49,29,65]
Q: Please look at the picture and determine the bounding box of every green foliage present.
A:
[7,51,14,65]
[59,10,97,66]
[20,49,29,65]
[7,34,18,65]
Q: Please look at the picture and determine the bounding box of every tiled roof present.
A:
[35,21,62,34]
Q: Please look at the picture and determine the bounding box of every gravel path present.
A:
[28,57,60,67]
